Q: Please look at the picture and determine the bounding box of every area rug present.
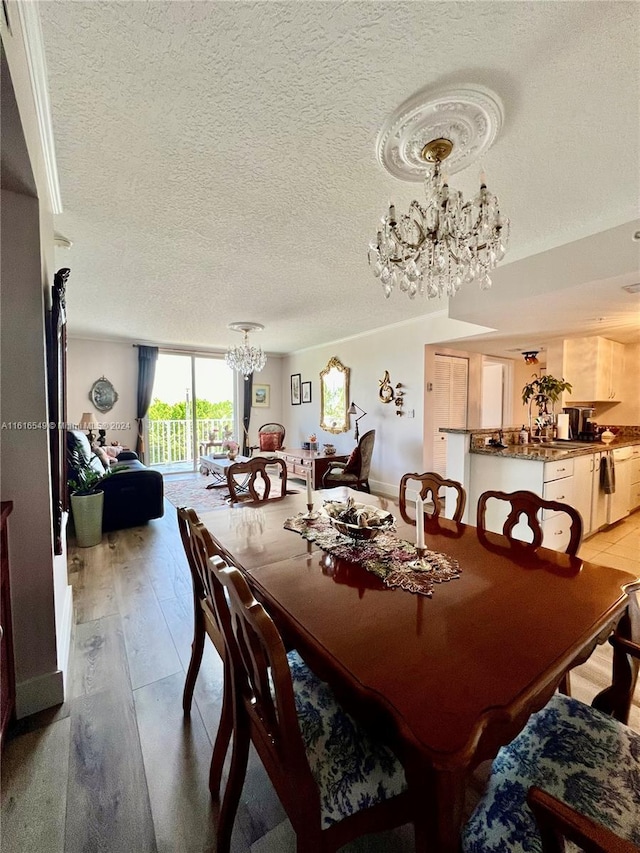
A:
[162,474,231,514]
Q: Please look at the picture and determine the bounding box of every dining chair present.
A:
[399,471,466,525]
[462,634,640,853]
[176,506,233,799]
[225,456,288,504]
[213,564,423,853]
[476,489,583,556]
[477,489,583,696]
[322,429,376,492]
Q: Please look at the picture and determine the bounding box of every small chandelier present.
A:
[225,322,266,380]
[369,137,510,300]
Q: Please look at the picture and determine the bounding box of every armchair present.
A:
[248,422,285,456]
[322,429,375,493]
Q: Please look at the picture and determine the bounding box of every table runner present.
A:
[284,514,461,596]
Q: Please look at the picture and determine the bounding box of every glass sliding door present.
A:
[147,352,235,473]
[193,357,235,461]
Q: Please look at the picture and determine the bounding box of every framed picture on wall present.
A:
[301,381,311,403]
[290,373,301,405]
[252,383,270,408]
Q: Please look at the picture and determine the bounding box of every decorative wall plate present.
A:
[90,376,118,413]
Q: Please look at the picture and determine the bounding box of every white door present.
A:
[433,355,469,476]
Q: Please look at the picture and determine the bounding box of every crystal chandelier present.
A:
[225,322,267,380]
[369,138,509,300]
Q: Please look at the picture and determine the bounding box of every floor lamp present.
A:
[348,402,367,442]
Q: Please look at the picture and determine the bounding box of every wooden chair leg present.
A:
[182,609,205,715]
[216,715,250,853]
[209,658,233,800]
[558,672,571,696]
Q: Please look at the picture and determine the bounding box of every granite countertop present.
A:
[471,435,640,462]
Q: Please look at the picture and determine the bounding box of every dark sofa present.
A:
[67,430,164,531]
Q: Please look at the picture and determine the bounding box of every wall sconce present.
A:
[79,411,97,443]
[348,402,367,441]
[522,351,540,365]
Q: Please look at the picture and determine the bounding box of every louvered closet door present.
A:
[433,355,469,476]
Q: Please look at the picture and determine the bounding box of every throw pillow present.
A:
[93,446,110,468]
[260,432,281,452]
[344,445,361,474]
[69,430,92,463]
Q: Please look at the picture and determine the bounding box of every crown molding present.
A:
[15,0,62,214]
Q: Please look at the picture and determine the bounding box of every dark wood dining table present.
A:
[200,486,640,853]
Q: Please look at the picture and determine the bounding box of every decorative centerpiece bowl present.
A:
[323,498,395,541]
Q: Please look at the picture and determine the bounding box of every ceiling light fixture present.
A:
[622,282,640,294]
[370,86,510,300]
[522,351,540,365]
[369,137,510,300]
[225,322,266,380]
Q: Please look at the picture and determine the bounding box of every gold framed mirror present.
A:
[320,356,350,434]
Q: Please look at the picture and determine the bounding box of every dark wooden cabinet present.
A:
[1,501,15,745]
[276,449,349,489]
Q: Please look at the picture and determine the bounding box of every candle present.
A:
[306,472,313,506]
[415,496,425,550]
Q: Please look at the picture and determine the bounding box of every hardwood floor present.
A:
[2,499,639,852]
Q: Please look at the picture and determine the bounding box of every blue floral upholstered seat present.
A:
[286,649,407,829]
[215,566,418,853]
[462,694,640,853]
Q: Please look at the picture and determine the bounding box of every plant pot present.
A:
[71,490,104,547]
[226,451,237,461]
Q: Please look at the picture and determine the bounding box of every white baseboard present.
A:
[369,479,397,499]
[15,668,65,719]
[57,584,74,694]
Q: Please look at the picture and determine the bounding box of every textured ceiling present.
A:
[38,0,640,354]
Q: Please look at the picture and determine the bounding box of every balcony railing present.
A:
[148,418,234,466]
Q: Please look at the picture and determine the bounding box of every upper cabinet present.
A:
[564,336,625,402]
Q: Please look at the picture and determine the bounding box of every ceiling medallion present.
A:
[369,86,509,301]
[376,85,504,181]
[225,322,267,380]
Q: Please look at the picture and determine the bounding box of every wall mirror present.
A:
[320,356,350,434]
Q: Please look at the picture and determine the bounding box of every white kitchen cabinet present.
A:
[572,453,594,536]
[564,336,625,402]
[631,446,640,512]
[591,451,608,533]
[468,454,577,552]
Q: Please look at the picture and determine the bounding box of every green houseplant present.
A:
[68,449,116,547]
[521,373,573,434]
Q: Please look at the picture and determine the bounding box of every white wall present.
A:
[1,192,65,716]
[67,338,138,448]
[1,10,72,716]
[281,313,484,496]
[244,356,284,446]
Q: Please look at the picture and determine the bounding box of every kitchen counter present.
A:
[470,435,640,462]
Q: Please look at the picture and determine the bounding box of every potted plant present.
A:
[521,373,573,435]
[68,450,115,547]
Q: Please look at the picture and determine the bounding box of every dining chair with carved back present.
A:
[225,456,288,504]
[476,489,583,557]
[213,564,425,853]
[322,429,376,493]
[462,633,640,853]
[476,489,583,696]
[176,506,234,799]
[399,471,466,525]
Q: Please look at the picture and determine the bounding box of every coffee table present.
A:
[199,454,250,490]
